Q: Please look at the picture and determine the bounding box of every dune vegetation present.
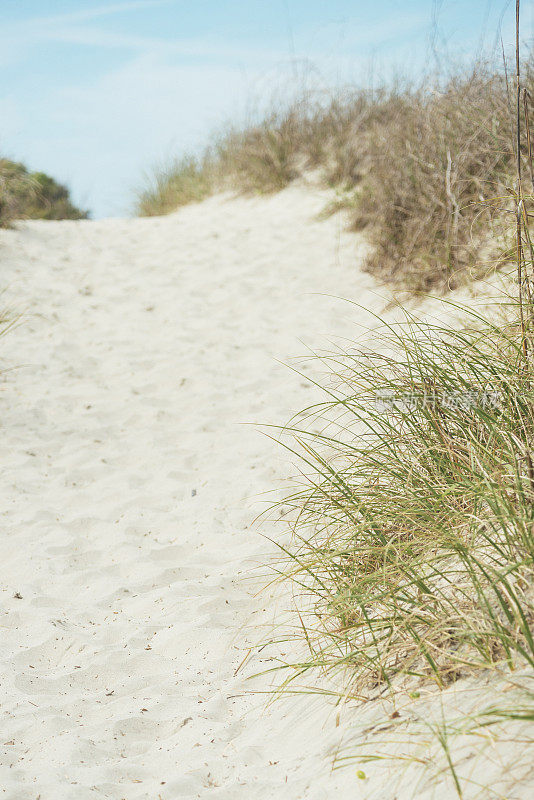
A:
[136,57,532,293]
[273,305,534,682]
[261,16,534,796]
[268,303,534,794]
[136,29,534,745]
[136,155,213,217]
[0,158,88,227]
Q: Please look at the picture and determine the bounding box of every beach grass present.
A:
[136,56,533,293]
[269,301,534,695]
[259,6,534,794]
[135,155,214,216]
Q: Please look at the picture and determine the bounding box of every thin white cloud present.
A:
[0,0,440,75]
[0,9,426,75]
[25,24,163,51]
[0,0,289,65]
[9,23,285,62]
[23,0,176,28]
[0,1,178,63]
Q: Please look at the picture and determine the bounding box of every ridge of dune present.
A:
[0,186,388,799]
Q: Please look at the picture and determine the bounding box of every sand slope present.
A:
[3,187,532,800]
[0,187,388,799]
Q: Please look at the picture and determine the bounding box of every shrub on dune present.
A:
[0,158,88,226]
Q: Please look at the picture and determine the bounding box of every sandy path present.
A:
[0,187,383,799]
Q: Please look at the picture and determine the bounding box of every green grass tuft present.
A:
[135,155,214,216]
[270,304,534,697]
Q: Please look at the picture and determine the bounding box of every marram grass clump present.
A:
[269,303,534,698]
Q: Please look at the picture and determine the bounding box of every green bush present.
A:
[0,159,88,226]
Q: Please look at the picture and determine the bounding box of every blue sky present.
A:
[0,1,524,218]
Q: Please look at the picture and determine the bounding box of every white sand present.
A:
[1,187,532,800]
[0,187,381,799]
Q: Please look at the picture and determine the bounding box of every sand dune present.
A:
[0,186,389,799]
[3,186,532,799]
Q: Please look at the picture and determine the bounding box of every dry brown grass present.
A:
[264,16,534,791]
[350,70,517,292]
[267,309,534,701]
[137,57,534,292]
